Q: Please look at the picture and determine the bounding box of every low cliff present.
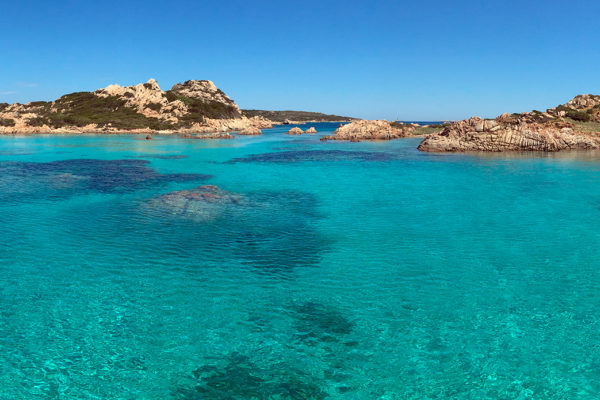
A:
[418,95,600,152]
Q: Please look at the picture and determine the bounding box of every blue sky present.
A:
[1,0,599,120]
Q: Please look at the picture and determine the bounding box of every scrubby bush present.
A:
[0,118,16,127]
[145,102,162,111]
[27,117,49,127]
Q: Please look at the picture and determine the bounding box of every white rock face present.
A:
[95,79,186,121]
[170,80,241,116]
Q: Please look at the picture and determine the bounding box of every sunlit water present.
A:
[2,123,600,399]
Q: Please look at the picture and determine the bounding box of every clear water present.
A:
[2,123,600,399]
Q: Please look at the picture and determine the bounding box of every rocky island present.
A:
[0,79,279,135]
[418,95,600,152]
[320,120,422,142]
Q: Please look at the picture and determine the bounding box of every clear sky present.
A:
[1,0,599,120]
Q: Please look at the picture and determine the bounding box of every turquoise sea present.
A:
[2,122,600,399]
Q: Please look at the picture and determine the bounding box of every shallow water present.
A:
[2,123,600,399]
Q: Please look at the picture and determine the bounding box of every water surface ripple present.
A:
[1,124,600,398]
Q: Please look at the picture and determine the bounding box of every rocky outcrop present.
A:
[170,80,241,116]
[418,95,600,152]
[237,126,263,135]
[286,127,304,135]
[320,120,416,142]
[305,127,317,134]
[0,79,273,135]
[145,185,246,221]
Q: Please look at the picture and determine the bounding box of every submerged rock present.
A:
[292,301,354,343]
[228,149,396,163]
[145,185,245,221]
[286,127,304,135]
[321,120,416,141]
[144,187,328,275]
[178,353,328,399]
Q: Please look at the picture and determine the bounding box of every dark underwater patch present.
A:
[291,301,354,343]
[136,154,187,160]
[227,149,396,163]
[142,188,329,276]
[173,353,328,400]
[0,151,34,156]
[0,159,210,201]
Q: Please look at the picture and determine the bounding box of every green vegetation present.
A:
[27,101,50,107]
[556,105,592,122]
[0,118,15,127]
[412,125,445,136]
[29,92,175,130]
[567,119,600,133]
[145,102,162,111]
[165,90,239,123]
[243,109,353,122]
[26,117,49,127]
[0,103,8,111]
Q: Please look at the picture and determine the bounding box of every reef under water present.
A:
[174,353,328,400]
[227,149,397,163]
[142,186,330,276]
[0,159,209,201]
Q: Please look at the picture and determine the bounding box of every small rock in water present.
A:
[305,126,317,134]
[145,134,152,140]
[237,127,263,135]
[286,127,303,135]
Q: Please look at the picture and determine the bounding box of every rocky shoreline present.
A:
[2,82,599,153]
[418,95,600,152]
[320,120,429,142]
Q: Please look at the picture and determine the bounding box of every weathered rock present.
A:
[237,126,263,136]
[418,116,600,152]
[145,185,246,221]
[305,127,317,134]
[320,120,416,142]
[287,127,304,135]
[418,95,600,152]
[145,134,152,140]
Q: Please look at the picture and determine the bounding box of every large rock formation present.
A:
[418,95,600,152]
[320,120,416,142]
[0,79,272,135]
